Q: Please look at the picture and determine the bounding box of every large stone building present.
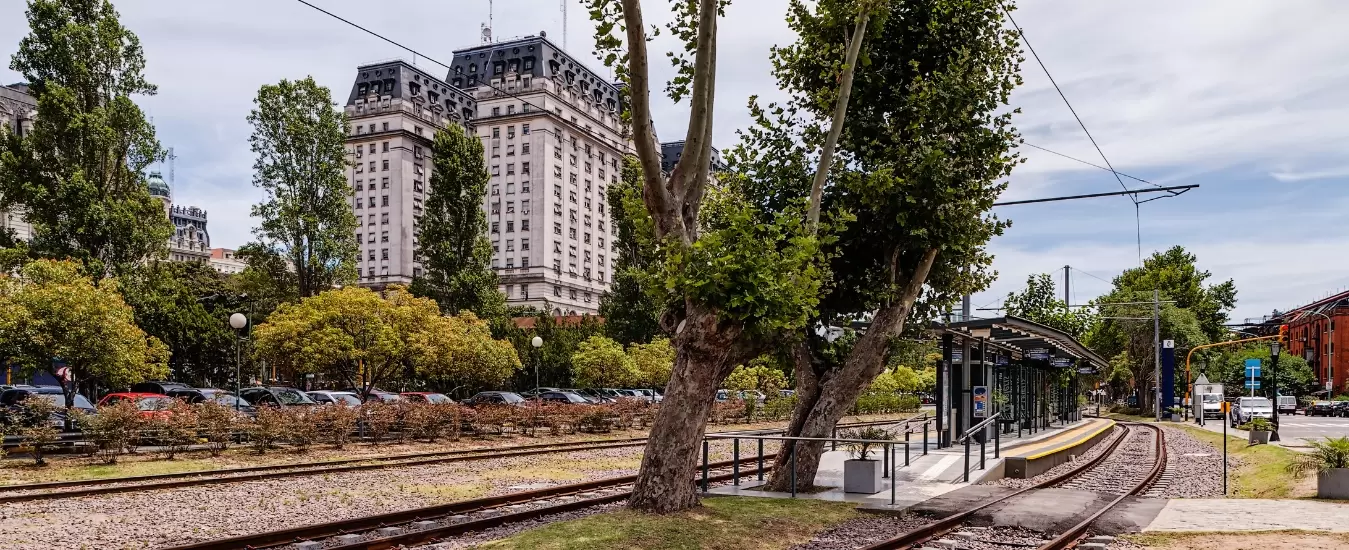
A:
[147,172,212,264]
[344,33,632,315]
[209,248,247,275]
[0,83,36,241]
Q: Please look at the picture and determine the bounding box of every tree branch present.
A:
[671,0,720,220]
[619,0,674,240]
[806,8,872,230]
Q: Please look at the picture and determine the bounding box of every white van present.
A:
[1277,395,1298,415]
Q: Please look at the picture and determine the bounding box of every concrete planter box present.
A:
[844,459,884,494]
[1248,430,1271,445]
[1317,469,1349,499]
[1170,414,1182,422]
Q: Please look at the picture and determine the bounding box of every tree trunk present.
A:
[764,249,937,492]
[628,306,756,512]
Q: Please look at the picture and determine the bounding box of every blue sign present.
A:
[1028,348,1050,360]
[1245,380,1262,389]
[1245,358,1262,376]
[1050,357,1073,368]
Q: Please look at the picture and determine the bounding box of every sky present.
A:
[3,0,1348,323]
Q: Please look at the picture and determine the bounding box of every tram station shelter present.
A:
[932,315,1108,447]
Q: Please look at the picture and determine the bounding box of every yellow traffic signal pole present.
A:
[1184,334,1280,416]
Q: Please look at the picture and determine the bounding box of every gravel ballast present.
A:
[1149,424,1238,498]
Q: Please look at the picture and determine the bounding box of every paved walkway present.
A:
[1145,499,1349,532]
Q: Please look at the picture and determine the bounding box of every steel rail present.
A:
[859,423,1135,550]
[163,455,777,550]
[1037,423,1166,550]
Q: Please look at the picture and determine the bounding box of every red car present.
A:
[98,392,175,419]
[400,392,454,404]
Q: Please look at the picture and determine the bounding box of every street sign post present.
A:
[1245,358,1262,397]
[1221,401,1229,495]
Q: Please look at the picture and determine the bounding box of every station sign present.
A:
[972,386,989,418]
[1027,348,1050,360]
[1050,357,1073,368]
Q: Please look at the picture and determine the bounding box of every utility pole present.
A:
[1063,265,1070,306]
[1154,289,1161,421]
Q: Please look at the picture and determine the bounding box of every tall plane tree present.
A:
[410,124,504,318]
[740,0,1024,491]
[0,0,171,275]
[244,77,358,299]
[589,0,874,511]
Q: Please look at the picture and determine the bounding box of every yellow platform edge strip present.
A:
[1020,419,1117,460]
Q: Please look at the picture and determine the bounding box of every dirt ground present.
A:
[1125,532,1349,550]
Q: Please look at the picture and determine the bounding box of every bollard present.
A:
[980,433,986,470]
[758,438,765,481]
[790,446,798,498]
[963,436,971,482]
[994,426,1001,458]
[733,438,740,486]
[923,421,930,455]
[905,430,911,466]
[883,439,889,478]
[889,442,896,506]
[702,440,709,492]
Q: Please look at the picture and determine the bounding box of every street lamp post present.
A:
[229,312,248,411]
[1269,340,1281,442]
[531,336,544,390]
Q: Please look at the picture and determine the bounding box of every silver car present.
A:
[1230,396,1273,427]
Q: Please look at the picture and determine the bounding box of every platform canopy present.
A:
[931,315,1108,372]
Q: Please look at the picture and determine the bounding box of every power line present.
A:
[992,184,1196,206]
[1021,142,1159,187]
[1001,6,1135,203]
[1070,266,1114,287]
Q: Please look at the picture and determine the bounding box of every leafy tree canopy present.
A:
[411,124,504,319]
[119,262,241,386]
[0,259,169,412]
[0,0,171,275]
[1004,273,1095,339]
[571,335,636,388]
[724,361,788,395]
[628,337,674,388]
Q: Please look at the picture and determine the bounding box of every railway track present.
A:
[861,422,1165,550]
[163,455,778,550]
[0,417,911,503]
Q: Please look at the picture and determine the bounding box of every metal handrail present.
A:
[958,412,1001,443]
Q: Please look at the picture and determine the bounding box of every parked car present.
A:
[401,392,454,404]
[779,389,796,398]
[130,381,192,395]
[1277,395,1298,415]
[0,386,95,427]
[1307,401,1336,417]
[166,388,256,416]
[341,388,403,403]
[1230,396,1274,427]
[532,391,591,404]
[98,392,175,419]
[737,390,767,403]
[307,390,363,406]
[519,387,562,399]
[239,386,317,408]
[462,391,526,406]
[630,389,663,403]
[1333,400,1349,418]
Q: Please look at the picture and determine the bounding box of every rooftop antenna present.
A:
[561,0,567,49]
[484,0,493,43]
[167,147,176,195]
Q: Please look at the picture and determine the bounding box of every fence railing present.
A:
[957,412,1002,482]
[700,414,931,506]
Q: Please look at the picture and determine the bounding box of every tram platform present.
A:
[707,416,1112,510]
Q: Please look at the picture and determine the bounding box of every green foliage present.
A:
[0,259,169,413]
[724,363,788,394]
[838,426,891,460]
[497,312,606,390]
[599,157,662,346]
[244,76,359,299]
[118,262,240,386]
[17,396,59,465]
[571,335,637,388]
[1110,246,1236,342]
[411,124,504,319]
[254,286,518,396]
[869,365,923,394]
[854,393,921,415]
[1004,273,1095,339]
[1240,417,1274,432]
[628,337,674,388]
[0,0,171,275]
[1201,345,1314,399]
[1288,436,1349,477]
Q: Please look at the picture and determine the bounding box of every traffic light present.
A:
[1279,324,1289,348]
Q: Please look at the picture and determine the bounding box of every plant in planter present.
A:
[1239,417,1274,445]
[1288,436,1349,499]
[1167,406,1186,422]
[839,427,892,494]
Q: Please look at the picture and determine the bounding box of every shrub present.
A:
[470,405,514,435]
[310,404,360,448]
[78,400,143,464]
[247,406,288,454]
[577,406,612,433]
[404,402,454,442]
[195,401,238,456]
[762,397,797,421]
[156,400,200,459]
[839,426,892,460]
[1289,436,1349,477]
[284,407,319,451]
[16,397,60,466]
[1239,417,1274,432]
[361,401,400,445]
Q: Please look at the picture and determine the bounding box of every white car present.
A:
[1230,396,1273,427]
[306,390,362,407]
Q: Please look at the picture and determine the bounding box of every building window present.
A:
[492,106,501,116]
[507,145,515,156]
[522,143,530,154]
[554,241,562,253]
[522,123,530,134]
[492,165,500,176]
[507,163,515,175]
[522,257,530,268]
[491,202,501,214]
[506,201,515,213]
[522,162,530,174]
[492,184,500,196]
[382,177,389,189]
[554,285,562,297]
[382,141,389,152]
[415,126,423,136]
[382,122,389,132]
[570,289,578,299]
[569,227,577,239]
[368,214,375,226]
[584,232,591,244]
[382,160,389,171]
[381,195,389,207]
[554,222,562,235]
[381,249,389,260]
[492,146,500,157]
[521,200,530,214]
[491,222,500,233]
[368,250,376,261]
[522,181,531,193]
[507,125,515,138]
[507,105,515,115]
[506,220,515,232]
[521,219,530,230]
[355,198,363,208]
[380,213,389,225]
[381,231,389,243]
[506,240,515,252]
[521,238,530,251]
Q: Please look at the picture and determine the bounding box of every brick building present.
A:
[1277,291,1349,396]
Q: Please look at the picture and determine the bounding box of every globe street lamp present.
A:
[230,312,247,411]
[1269,339,1282,442]
[531,336,544,391]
